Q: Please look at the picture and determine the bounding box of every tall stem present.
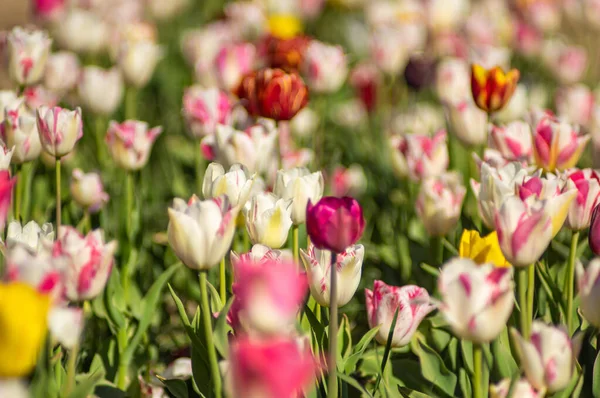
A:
[293,224,299,263]
[432,236,444,266]
[527,263,535,329]
[122,172,134,301]
[566,231,580,334]
[64,343,79,396]
[473,344,482,398]
[116,325,128,389]
[328,252,338,398]
[195,143,205,195]
[200,272,222,398]
[14,164,22,222]
[125,86,137,120]
[518,267,530,339]
[219,257,226,304]
[95,116,105,166]
[55,158,61,233]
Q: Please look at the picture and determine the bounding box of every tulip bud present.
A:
[555,84,595,128]
[78,66,124,116]
[301,243,364,307]
[438,258,514,343]
[168,195,238,270]
[0,171,15,231]
[118,40,163,88]
[2,103,42,164]
[512,322,577,393]
[402,130,449,181]
[306,196,365,253]
[70,169,109,213]
[36,106,83,158]
[43,51,80,95]
[365,280,433,347]
[202,163,255,209]
[445,100,488,147]
[244,192,293,249]
[490,379,542,398]
[54,9,108,54]
[302,41,348,93]
[489,121,533,163]
[576,259,600,327]
[274,168,324,225]
[214,43,256,92]
[416,172,466,237]
[182,85,232,138]
[471,64,520,113]
[7,27,52,86]
[105,120,162,170]
[6,220,54,252]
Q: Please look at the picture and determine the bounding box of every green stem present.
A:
[200,272,222,398]
[116,326,128,389]
[64,343,79,396]
[55,158,61,233]
[219,257,226,304]
[527,263,535,329]
[432,236,444,266]
[21,161,35,221]
[82,210,91,234]
[518,267,530,339]
[566,231,580,334]
[328,253,338,398]
[14,164,22,222]
[195,144,205,195]
[125,86,137,120]
[473,344,482,398]
[95,116,105,166]
[125,172,134,241]
[293,224,299,264]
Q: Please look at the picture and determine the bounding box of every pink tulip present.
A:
[230,244,293,267]
[401,130,449,181]
[555,84,595,128]
[365,280,434,347]
[489,121,533,163]
[416,171,466,237]
[229,336,317,398]
[23,85,59,110]
[302,41,348,93]
[182,85,232,138]
[105,120,162,170]
[33,0,66,20]
[0,171,15,231]
[543,41,587,85]
[306,196,365,253]
[565,169,600,230]
[331,165,367,198]
[214,43,256,91]
[70,169,109,213]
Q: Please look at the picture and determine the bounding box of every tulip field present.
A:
[5,0,600,397]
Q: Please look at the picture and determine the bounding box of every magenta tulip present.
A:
[0,171,15,232]
[306,196,365,253]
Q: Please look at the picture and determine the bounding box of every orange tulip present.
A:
[470,64,520,113]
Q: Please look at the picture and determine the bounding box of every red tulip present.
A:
[306,196,365,253]
[263,34,311,72]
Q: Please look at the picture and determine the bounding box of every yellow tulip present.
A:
[459,229,511,268]
[267,14,303,40]
[0,282,50,377]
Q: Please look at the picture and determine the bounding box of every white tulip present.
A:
[274,168,324,225]
[202,163,255,209]
[244,192,292,249]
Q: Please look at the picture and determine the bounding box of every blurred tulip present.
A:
[78,66,124,116]
[147,0,190,20]
[445,100,488,147]
[301,243,363,307]
[389,135,409,179]
[331,165,367,198]
[263,35,311,73]
[7,27,52,86]
[5,244,62,301]
[2,102,41,164]
[494,84,529,123]
[416,172,466,237]
[105,120,162,170]
[542,40,587,85]
[555,84,595,128]
[0,91,19,120]
[274,168,324,225]
[267,14,303,40]
[0,171,15,231]
[182,85,232,138]
[290,107,319,138]
[404,55,436,92]
[425,0,469,32]
[564,169,600,231]
[202,163,255,209]
[577,259,600,328]
[435,58,470,104]
[459,229,510,267]
[471,64,520,113]
[0,146,13,170]
[490,378,542,398]
[33,0,65,21]
[370,27,410,75]
[36,106,83,158]
[512,322,576,393]
[70,169,109,213]
[229,336,316,398]
[531,113,589,172]
[0,380,29,398]
[6,220,54,252]
[489,121,533,163]
[23,85,59,109]
[244,192,292,248]
[231,244,293,267]
[402,130,449,182]
[236,68,309,121]
[366,280,434,347]
[54,9,108,54]
[118,40,163,88]
[306,196,365,253]
[168,195,238,270]
[214,43,256,92]
[224,2,266,40]
[438,258,514,343]
[43,51,80,95]
[302,41,347,93]
[0,282,50,377]
[47,306,83,349]
[349,62,380,113]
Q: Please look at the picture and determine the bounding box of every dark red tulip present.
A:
[263,34,311,72]
[306,196,365,253]
[590,204,600,255]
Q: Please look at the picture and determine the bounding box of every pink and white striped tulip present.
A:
[555,84,595,128]
[438,258,514,343]
[182,86,232,138]
[576,259,600,328]
[531,113,589,172]
[36,106,83,158]
[224,2,266,40]
[105,120,162,170]
[435,58,470,104]
[401,130,449,181]
[445,100,488,147]
[167,195,238,270]
[490,379,542,398]
[214,43,256,91]
[416,172,466,237]
[2,102,42,164]
[244,193,293,249]
[274,168,324,225]
[331,165,367,198]
[542,41,587,85]
[5,244,62,300]
[202,163,255,209]
[78,66,124,116]
[70,169,109,213]
[43,51,80,95]
[370,27,411,75]
[23,85,58,109]
[564,169,600,230]
[6,27,52,86]
[365,280,434,347]
[231,244,293,267]
[300,243,364,307]
[512,322,577,393]
[489,121,533,164]
[302,41,348,93]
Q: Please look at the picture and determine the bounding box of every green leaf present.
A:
[458,368,471,398]
[460,340,473,374]
[412,335,457,397]
[398,387,434,398]
[337,373,374,398]
[68,369,106,398]
[491,329,518,380]
[104,269,126,330]
[344,326,380,374]
[213,298,233,359]
[205,278,223,312]
[303,302,326,350]
[374,307,400,392]
[158,377,189,398]
[337,314,353,367]
[593,349,600,397]
[420,263,440,278]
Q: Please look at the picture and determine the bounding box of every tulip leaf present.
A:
[344,326,381,374]
[420,263,440,278]
[303,303,326,350]
[337,373,374,398]
[593,349,600,397]
[398,387,433,398]
[158,376,189,398]
[491,329,518,379]
[412,336,457,397]
[337,314,353,366]
[68,368,106,398]
[205,278,223,312]
[458,367,471,398]
[460,340,473,374]
[213,298,233,359]
[104,269,126,330]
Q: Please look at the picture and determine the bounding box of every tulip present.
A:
[471,64,520,113]
[263,34,311,73]
[290,107,319,138]
[459,229,510,267]
[236,68,309,121]
[575,259,600,328]
[0,380,29,398]
[301,243,364,307]
[224,2,266,40]
[489,121,533,163]
[512,322,577,393]
[274,168,324,225]
[0,171,15,232]
[401,129,449,181]
[302,41,348,93]
[70,169,109,213]
[370,27,410,75]
[438,258,514,343]
[365,280,433,347]
[2,103,42,164]
[331,165,367,198]
[36,106,83,158]
[445,100,488,147]
[23,85,58,109]
[181,23,236,81]
[202,163,256,210]
[6,27,52,86]
[147,0,190,20]
[494,84,529,123]
[182,86,232,138]
[404,55,436,92]
[490,379,542,398]
[230,258,307,335]
[435,58,470,104]
[416,172,466,237]
[43,51,80,95]
[33,0,65,21]
[78,66,124,116]
[105,120,162,170]
[5,244,62,301]
[542,40,587,85]
[349,62,380,113]
[0,282,50,377]
[532,113,590,172]
[54,9,108,54]
[118,40,163,88]
[229,336,316,398]
[425,0,469,32]
[231,244,293,267]
[564,169,600,231]
[306,196,365,253]
[244,193,293,249]
[590,205,600,255]
[6,220,54,252]
[0,146,13,170]
[555,84,595,128]
[214,43,256,92]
